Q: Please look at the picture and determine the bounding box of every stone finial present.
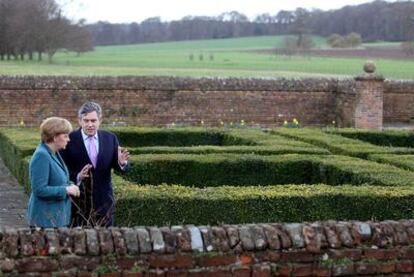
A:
[363,61,376,73]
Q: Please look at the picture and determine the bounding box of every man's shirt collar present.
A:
[81,129,98,141]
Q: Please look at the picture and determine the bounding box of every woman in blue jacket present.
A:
[27,117,80,228]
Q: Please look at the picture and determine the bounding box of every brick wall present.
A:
[2,220,414,276]
[0,75,413,129]
[0,76,338,128]
[384,80,414,123]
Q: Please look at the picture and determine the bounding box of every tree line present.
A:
[88,0,414,46]
[0,0,93,62]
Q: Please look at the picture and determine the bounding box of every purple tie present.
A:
[88,136,97,168]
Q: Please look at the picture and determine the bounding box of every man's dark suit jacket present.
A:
[60,128,126,226]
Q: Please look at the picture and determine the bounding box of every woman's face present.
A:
[54,133,70,150]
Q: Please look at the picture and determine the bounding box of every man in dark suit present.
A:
[60,102,129,227]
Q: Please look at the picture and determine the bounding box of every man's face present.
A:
[79,111,101,136]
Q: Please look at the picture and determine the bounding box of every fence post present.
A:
[353,61,384,129]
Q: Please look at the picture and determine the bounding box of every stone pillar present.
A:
[354,61,384,129]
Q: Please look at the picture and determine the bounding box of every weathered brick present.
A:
[84,229,99,256]
[313,265,331,277]
[45,229,60,255]
[18,228,34,256]
[111,227,127,256]
[327,249,362,261]
[136,227,152,254]
[186,226,203,253]
[324,225,341,249]
[149,254,194,269]
[249,225,267,251]
[98,228,114,255]
[335,223,353,247]
[284,223,304,248]
[121,228,139,255]
[377,261,395,274]
[331,264,354,276]
[303,224,321,253]
[238,226,254,251]
[260,224,280,250]
[158,227,176,254]
[396,260,413,273]
[223,225,242,253]
[363,248,398,260]
[354,261,378,275]
[16,257,59,272]
[280,250,315,263]
[72,228,86,256]
[254,250,280,262]
[3,227,19,257]
[149,227,166,254]
[32,228,48,256]
[171,226,191,252]
[59,256,100,271]
[0,258,15,272]
[58,228,73,254]
[196,254,237,267]
[251,263,271,277]
[211,226,230,252]
[165,270,188,277]
[199,226,215,252]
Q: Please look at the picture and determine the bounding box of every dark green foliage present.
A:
[114,180,414,226]
[368,154,414,171]
[1,127,414,226]
[326,128,414,147]
[274,128,414,158]
[125,154,314,186]
[0,129,35,192]
[107,127,256,147]
[128,145,329,155]
[125,154,414,187]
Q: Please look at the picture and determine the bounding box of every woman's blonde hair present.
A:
[40,117,72,143]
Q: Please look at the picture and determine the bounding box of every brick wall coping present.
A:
[385,79,414,94]
[3,220,413,257]
[0,76,342,92]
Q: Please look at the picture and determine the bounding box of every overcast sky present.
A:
[63,0,396,24]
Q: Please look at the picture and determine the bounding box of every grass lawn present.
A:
[0,35,413,79]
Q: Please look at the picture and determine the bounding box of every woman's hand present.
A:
[66,185,80,197]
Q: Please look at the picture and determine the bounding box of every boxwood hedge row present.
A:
[1,127,414,226]
[125,154,414,187]
[368,154,414,171]
[128,145,330,155]
[113,176,414,226]
[0,128,37,192]
[273,128,414,158]
[325,128,414,147]
[107,127,257,147]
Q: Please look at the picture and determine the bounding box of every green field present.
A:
[1,35,413,79]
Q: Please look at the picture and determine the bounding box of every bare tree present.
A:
[65,20,94,56]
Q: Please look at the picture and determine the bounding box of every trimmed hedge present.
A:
[0,129,37,192]
[125,154,414,187]
[273,128,414,158]
[114,176,414,226]
[368,154,414,171]
[128,145,330,155]
[325,128,414,147]
[107,127,257,147]
[2,127,414,226]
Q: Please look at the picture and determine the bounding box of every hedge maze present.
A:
[1,127,414,226]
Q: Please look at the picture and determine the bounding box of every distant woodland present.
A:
[1,0,414,62]
[88,0,414,45]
